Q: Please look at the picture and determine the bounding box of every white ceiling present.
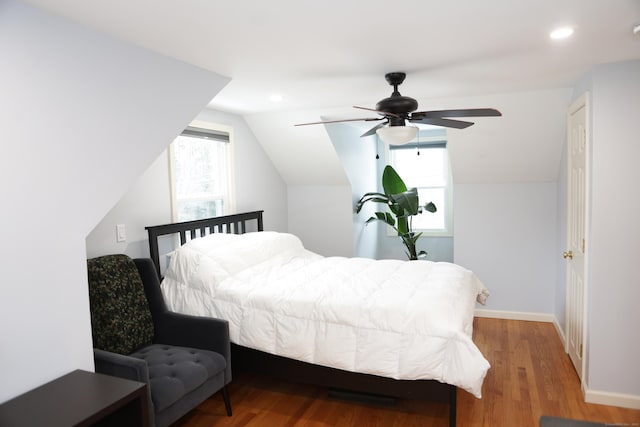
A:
[24,0,640,184]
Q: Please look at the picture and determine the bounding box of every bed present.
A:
[146,210,490,427]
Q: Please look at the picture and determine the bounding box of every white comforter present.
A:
[161,231,490,397]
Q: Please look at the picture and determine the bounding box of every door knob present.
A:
[563,251,573,259]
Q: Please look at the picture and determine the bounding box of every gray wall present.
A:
[0,0,227,403]
[454,183,558,314]
[586,60,640,397]
[287,184,354,257]
[554,59,640,400]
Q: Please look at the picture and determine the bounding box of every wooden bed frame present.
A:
[146,210,457,426]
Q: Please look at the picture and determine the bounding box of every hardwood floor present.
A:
[176,318,640,426]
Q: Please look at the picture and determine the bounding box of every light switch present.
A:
[116,224,126,242]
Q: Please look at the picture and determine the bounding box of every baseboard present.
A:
[552,318,567,348]
[585,389,640,410]
[474,309,556,323]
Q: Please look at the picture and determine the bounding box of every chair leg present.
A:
[222,386,232,416]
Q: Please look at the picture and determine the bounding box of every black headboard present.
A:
[145,210,264,279]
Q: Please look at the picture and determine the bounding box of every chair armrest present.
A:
[93,349,154,427]
[94,348,150,384]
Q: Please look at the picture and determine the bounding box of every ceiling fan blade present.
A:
[353,105,403,119]
[295,117,382,126]
[361,120,389,137]
[409,117,475,129]
[412,108,502,119]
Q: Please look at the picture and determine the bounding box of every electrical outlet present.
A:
[116,224,126,242]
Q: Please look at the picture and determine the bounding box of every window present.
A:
[169,121,234,222]
[387,131,452,236]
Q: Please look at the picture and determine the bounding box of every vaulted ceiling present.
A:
[25,0,640,184]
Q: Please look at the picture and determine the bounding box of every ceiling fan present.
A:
[295,72,502,145]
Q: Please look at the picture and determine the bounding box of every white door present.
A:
[565,93,589,382]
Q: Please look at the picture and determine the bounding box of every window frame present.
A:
[386,134,453,237]
[168,119,236,222]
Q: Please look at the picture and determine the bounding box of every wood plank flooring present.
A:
[175,318,640,426]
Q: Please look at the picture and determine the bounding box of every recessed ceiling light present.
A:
[550,27,574,40]
[270,94,283,102]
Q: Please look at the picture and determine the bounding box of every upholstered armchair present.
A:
[87,255,232,427]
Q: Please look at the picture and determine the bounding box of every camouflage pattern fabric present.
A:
[87,254,155,354]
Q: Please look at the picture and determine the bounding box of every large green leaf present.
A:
[365,212,396,228]
[423,201,437,213]
[400,231,423,260]
[358,191,388,201]
[390,188,420,216]
[356,163,438,261]
[397,217,409,235]
[381,165,407,195]
[355,192,390,213]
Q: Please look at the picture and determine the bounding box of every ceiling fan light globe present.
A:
[376,126,418,145]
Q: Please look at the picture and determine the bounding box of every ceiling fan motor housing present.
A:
[376,71,418,125]
[376,95,418,117]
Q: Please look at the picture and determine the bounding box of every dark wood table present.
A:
[0,369,148,427]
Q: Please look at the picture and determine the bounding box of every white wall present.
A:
[5,0,637,407]
[244,110,351,186]
[243,110,354,257]
[287,185,354,257]
[86,152,171,259]
[86,108,288,259]
[586,60,640,397]
[455,183,558,314]
[0,0,228,403]
[325,123,379,258]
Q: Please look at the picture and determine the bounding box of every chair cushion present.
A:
[130,344,227,413]
[88,254,154,354]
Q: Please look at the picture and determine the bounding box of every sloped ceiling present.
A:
[23,0,640,184]
[443,88,574,183]
[244,109,351,185]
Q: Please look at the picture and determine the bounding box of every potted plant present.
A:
[355,165,436,260]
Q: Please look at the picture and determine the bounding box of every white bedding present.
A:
[160,231,491,398]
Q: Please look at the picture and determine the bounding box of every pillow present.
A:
[87,254,155,354]
[165,232,305,288]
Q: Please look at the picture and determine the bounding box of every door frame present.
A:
[565,91,590,393]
